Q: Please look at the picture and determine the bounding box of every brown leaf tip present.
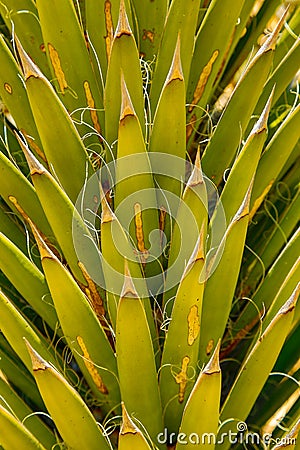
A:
[115,0,132,38]
[252,85,275,135]
[258,5,290,55]
[120,402,139,435]
[232,178,254,222]
[24,339,49,371]
[187,147,204,187]
[15,35,45,81]
[204,339,221,374]
[30,221,56,261]
[101,186,115,224]
[120,261,139,298]
[278,282,299,315]
[14,131,46,176]
[166,34,184,85]
[120,74,136,120]
[182,229,205,279]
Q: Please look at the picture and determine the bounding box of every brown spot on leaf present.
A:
[142,29,155,43]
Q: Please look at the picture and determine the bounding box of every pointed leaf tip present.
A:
[166,34,184,84]
[15,35,45,81]
[258,5,290,54]
[120,75,135,120]
[193,222,206,262]
[30,221,56,261]
[182,223,205,278]
[120,403,138,435]
[24,339,49,371]
[188,147,204,186]
[101,187,114,224]
[233,177,254,221]
[204,339,221,374]
[278,282,299,315]
[14,131,46,176]
[120,261,138,298]
[115,0,132,38]
[252,85,275,135]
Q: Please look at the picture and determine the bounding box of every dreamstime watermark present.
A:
[72,153,227,297]
[157,422,297,447]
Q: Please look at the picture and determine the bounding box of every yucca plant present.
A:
[0,0,299,449]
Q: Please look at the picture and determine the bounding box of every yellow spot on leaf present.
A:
[142,29,155,43]
[48,43,68,94]
[175,356,190,403]
[134,202,149,263]
[187,305,200,346]
[77,336,108,394]
[189,50,219,112]
[83,81,102,135]
[104,0,114,60]
[4,83,12,94]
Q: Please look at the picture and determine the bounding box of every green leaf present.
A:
[0,0,51,78]
[0,377,56,449]
[149,37,186,205]
[219,87,273,222]
[176,341,221,450]
[199,184,251,364]
[32,225,120,411]
[26,342,111,450]
[0,231,58,330]
[229,228,300,349]
[115,78,161,283]
[0,35,44,158]
[18,136,95,284]
[116,265,165,449]
[250,103,300,218]
[131,0,168,62]
[150,0,201,111]
[187,0,245,120]
[118,403,153,450]
[86,0,133,86]
[0,289,58,373]
[201,10,287,185]
[0,404,47,450]
[36,0,104,141]
[160,232,205,434]
[0,149,53,238]
[219,290,297,449]
[16,37,94,203]
[104,0,145,156]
